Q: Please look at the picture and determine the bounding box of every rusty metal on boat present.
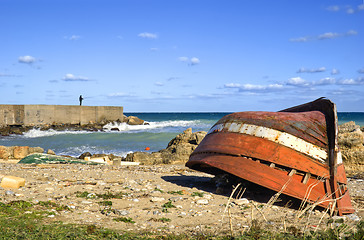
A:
[186,98,354,215]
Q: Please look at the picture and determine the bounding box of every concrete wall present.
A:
[0,105,123,126]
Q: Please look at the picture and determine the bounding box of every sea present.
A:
[1,112,363,158]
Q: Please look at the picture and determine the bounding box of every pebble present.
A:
[346,213,360,221]
[115,210,129,216]
[5,190,15,195]
[153,210,161,215]
[151,197,165,202]
[169,196,183,202]
[234,198,249,206]
[132,198,140,202]
[196,199,209,205]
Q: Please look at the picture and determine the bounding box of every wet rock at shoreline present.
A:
[0,114,146,136]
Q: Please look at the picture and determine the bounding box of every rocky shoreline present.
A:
[0,115,147,136]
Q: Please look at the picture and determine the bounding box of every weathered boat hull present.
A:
[186,98,354,215]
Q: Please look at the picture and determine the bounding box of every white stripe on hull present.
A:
[208,122,327,163]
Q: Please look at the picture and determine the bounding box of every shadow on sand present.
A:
[162,174,303,210]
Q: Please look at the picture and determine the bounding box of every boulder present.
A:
[79,152,92,159]
[125,128,207,165]
[47,149,56,155]
[0,146,11,160]
[125,116,145,125]
[13,146,30,159]
[29,147,45,154]
[0,146,44,160]
[339,121,361,134]
[125,152,163,165]
[338,121,364,172]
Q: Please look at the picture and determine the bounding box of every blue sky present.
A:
[0,0,363,112]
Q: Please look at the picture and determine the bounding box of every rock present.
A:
[346,213,360,221]
[0,146,11,160]
[196,199,209,205]
[338,121,364,171]
[29,147,44,154]
[125,116,145,125]
[151,197,165,202]
[234,198,250,206]
[47,149,56,155]
[169,196,183,202]
[1,176,26,189]
[79,152,92,159]
[124,128,206,165]
[114,210,129,216]
[338,131,364,148]
[339,121,361,133]
[13,146,30,159]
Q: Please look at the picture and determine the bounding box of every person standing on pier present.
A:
[79,95,84,106]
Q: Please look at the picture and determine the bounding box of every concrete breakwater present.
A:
[0,104,124,127]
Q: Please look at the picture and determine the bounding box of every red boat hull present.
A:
[186,98,354,215]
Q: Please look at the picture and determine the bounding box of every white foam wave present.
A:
[103,120,200,132]
[23,128,89,138]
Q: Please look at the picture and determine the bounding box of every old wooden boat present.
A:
[186,98,354,215]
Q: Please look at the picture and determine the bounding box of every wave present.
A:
[102,120,205,132]
[20,119,208,138]
[22,128,90,138]
[57,145,134,158]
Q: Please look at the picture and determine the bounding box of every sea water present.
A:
[0,112,363,158]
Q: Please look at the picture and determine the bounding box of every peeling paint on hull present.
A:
[186,98,354,215]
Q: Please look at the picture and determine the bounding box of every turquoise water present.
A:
[0,112,362,157]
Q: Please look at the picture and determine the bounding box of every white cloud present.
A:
[358,68,364,74]
[224,83,242,88]
[331,69,340,75]
[346,8,355,14]
[297,67,326,73]
[190,57,200,65]
[224,83,284,92]
[154,81,164,86]
[339,77,364,85]
[63,73,90,82]
[318,32,339,40]
[346,30,358,36]
[18,55,36,64]
[289,37,310,42]
[178,57,189,62]
[315,77,336,85]
[64,35,81,40]
[326,4,364,14]
[287,77,308,86]
[178,56,200,65]
[291,30,357,42]
[326,5,340,12]
[138,32,158,39]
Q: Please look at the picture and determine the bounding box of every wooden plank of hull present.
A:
[217,111,328,148]
[192,132,329,178]
[188,154,331,208]
[188,154,354,213]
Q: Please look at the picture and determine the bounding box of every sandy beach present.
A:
[0,161,363,236]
